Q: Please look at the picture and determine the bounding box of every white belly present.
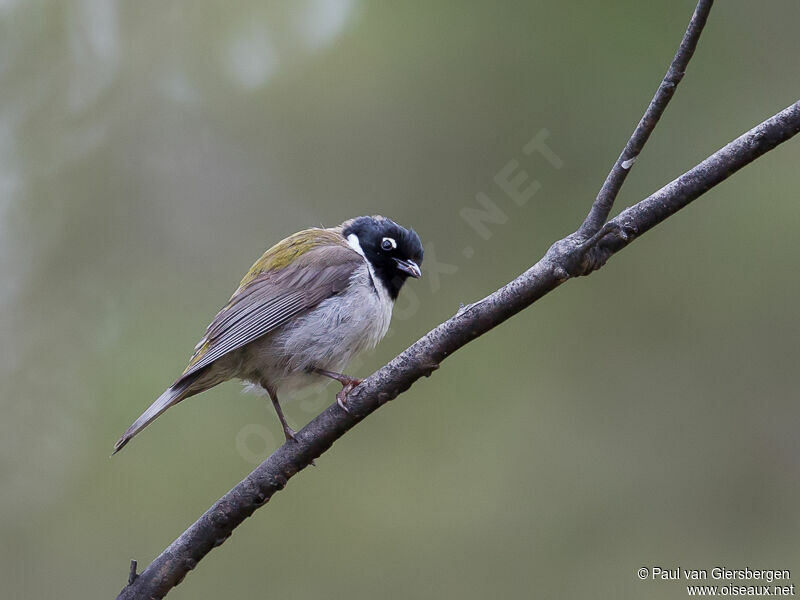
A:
[239,262,393,396]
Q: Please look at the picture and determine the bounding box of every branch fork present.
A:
[116,2,800,598]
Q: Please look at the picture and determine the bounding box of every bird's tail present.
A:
[112,374,200,455]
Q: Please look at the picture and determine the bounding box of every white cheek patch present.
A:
[347,233,365,257]
[347,232,393,303]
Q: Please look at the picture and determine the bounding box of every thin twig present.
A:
[578,0,714,237]
[116,98,800,600]
[127,560,137,586]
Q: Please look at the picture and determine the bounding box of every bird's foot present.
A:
[282,424,299,443]
[312,368,363,414]
[336,378,363,414]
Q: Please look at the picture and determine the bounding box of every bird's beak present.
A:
[394,258,422,278]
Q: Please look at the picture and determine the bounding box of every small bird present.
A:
[113,215,423,454]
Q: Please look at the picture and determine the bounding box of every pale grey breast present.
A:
[236,261,393,395]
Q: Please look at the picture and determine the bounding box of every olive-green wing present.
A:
[178,238,360,381]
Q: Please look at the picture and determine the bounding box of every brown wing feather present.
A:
[178,241,361,381]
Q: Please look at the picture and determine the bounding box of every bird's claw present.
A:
[336,378,363,414]
[336,394,351,414]
[283,426,299,443]
[282,427,315,465]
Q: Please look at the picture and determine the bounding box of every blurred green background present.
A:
[2,1,799,598]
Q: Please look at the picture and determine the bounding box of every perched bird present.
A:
[113,215,423,454]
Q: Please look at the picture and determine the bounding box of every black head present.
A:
[341,215,423,299]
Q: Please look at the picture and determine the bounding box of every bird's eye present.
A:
[381,237,397,251]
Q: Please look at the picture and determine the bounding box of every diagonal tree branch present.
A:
[116,96,800,600]
[115,2,800,596]
[578,0,714,237]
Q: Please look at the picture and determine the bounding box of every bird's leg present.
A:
[313,368,363,414]
[264,384,298,443]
